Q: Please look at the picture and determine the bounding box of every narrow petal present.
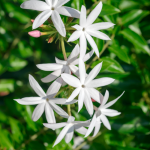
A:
[85,114,96,137]
[46,77,63,97]
[67,87,81,102]
[45,102,56,123]
[72,25,82,30]
[45,0,52,6]
[32,102,45,121]
[29,74,46,97]
[86,78,115,88]
[21,1,50,11]
[87,30,111,40]
[64,66,71,75]
[51,10,66,37]
[88,22,115,31]
[100,90,109,107]
[56,0,70,8]
[33,10,52,29]
[65,126,74,143]
[53,124,73,147]
[85,33,99,57]
[86,1,102,26]
[61,73,80,87]
[80,6,86,27]
[103,91,125,109]
[37,63,63,71]
[93,121,101,137]
[83,50,94,62]
[78,89,85,112]
[67,116,75,123]
[14,97,45,105]
[75,126,87,135]
[68,31,82,42]
[56,6,80,18]
[50,102,69,118]
[85,62,102,85]
[43,122,67,130]
[52,0,58,6]
[79,59,86,84]
[102,109,121,117]
[69,65,79,77]
[50,98,77,105]
[55,57,67,65]
[80,33,87,59]
[100,114,111,130]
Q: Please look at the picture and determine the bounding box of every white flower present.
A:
[21,0,80,37]
[36,44,94,86]
[14,75,77,123]
[68,2,115,58]
[43,116,90,146]
[85,90,125,137]
[61,59,115,116]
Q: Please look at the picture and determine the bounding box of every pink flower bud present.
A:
[28,30,41,38]
[31,19,34,23]
[91,98,96,102]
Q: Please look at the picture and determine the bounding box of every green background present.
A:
[0,0,150,149]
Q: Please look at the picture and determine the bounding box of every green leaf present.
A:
[122,10,149,26]
[71,0,85,10]
[121,28,150,55]
[0,79,15,92]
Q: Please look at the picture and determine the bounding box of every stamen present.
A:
[82,28,85,31]
[51,7,55,10]
[82,85,85,88]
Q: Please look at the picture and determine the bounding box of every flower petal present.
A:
[61,73,80,87]
[75,126,87,135]
[21,0,50,11]
[80,33,87,58]
[50,98,77,105]
[72,25,82,30]
[55,57,67,65]
[29,74,46,97]
[43,122,67,130]
[86,1,102,26]
[78,89,85,112]
[45,102,56,123]
[79,59,86,84]
[68,30,82,42]
[69,65,79,77]
[83,50,94,62]
[88,22,115,31]
[65,126,74,143]
[85,62,102,85]
[56,6,80,18]
[80,5,86,27]
[33,10,52,29]
[102,109,121,117]
[87,78,115,88]
[52,0,58,6]
[32,102,45,121]
[51,10,66,37]
[93,121,101,137]
[100,114,111,130]
[45,0,52,6]
[64,66,71,74]
[85,33,99,57]
[55,0,70,8]
[37,63,63,71]
[100,90,109,107]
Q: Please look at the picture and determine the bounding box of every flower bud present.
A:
[48,36,54,43]
[91,98,96,102]
[28,30,41,38]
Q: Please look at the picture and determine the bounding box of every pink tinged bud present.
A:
[28,30,41,38]
[31,19,34,23]
[91,98,96,102]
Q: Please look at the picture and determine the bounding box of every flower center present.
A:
[51,7,55,10]
[82,28,85,31]
[46,98,49,101]
[82,85,85,88]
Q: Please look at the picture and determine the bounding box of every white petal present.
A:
[83,50,94,62]
[50,101,69,118]
[80,5,86,27]
[87,78,115,88]
[67,87,81,102]
[14,97,45,105]
[84,89,93,116]
[61,73,80,87]
[21,1,50,11]
[45,102,56,123]
[85,62,102,85]
[32,102,45,121]
[100,90,109,107]
[85,114,96,137]
[86,88,103,103]
[88,22,115,31]
[43,122,67,130]
[100,114,111,130]
[85,33,99,57]
[86,1,102,26]
[87,30,111,40]
[29,74,46,97]
[79,59,86,84]
[67,116,75,123]
[55,57,67,65]
[75,126,87,135]
[103,91,125,109]
[45,0,52,6]
[50,98,77,105]
[65,126,74,143]
[46,77,63,97]
[72,25,82,30]
[53,124,73,147]
[102,109,121,117]
[55,0,70,8]
[69,65,79,77]
[68,31,82,42]
[33,10,52,29]
[52,0,58,6]
[78,89,85,112]
[51,10,66,37]
[37,63,63,71]
[80,33,87,58]
[93,121,101,137]
[56,6,80,18]
[64,66,71,74]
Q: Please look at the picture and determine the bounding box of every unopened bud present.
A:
[28,30,41,38]
[91,98,96,102]
[48,36,54,43]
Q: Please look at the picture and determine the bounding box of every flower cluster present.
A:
[15,0,124,147]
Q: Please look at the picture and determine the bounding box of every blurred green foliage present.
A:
[0,0,150,150]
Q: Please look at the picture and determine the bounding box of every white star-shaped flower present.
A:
[21,0,80,37]
[14,75,77,123]
[44,116,90,146]
[68,2,115,58]
[36,44,94,85]
[85,90,125,137]
[61,59,115,116]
